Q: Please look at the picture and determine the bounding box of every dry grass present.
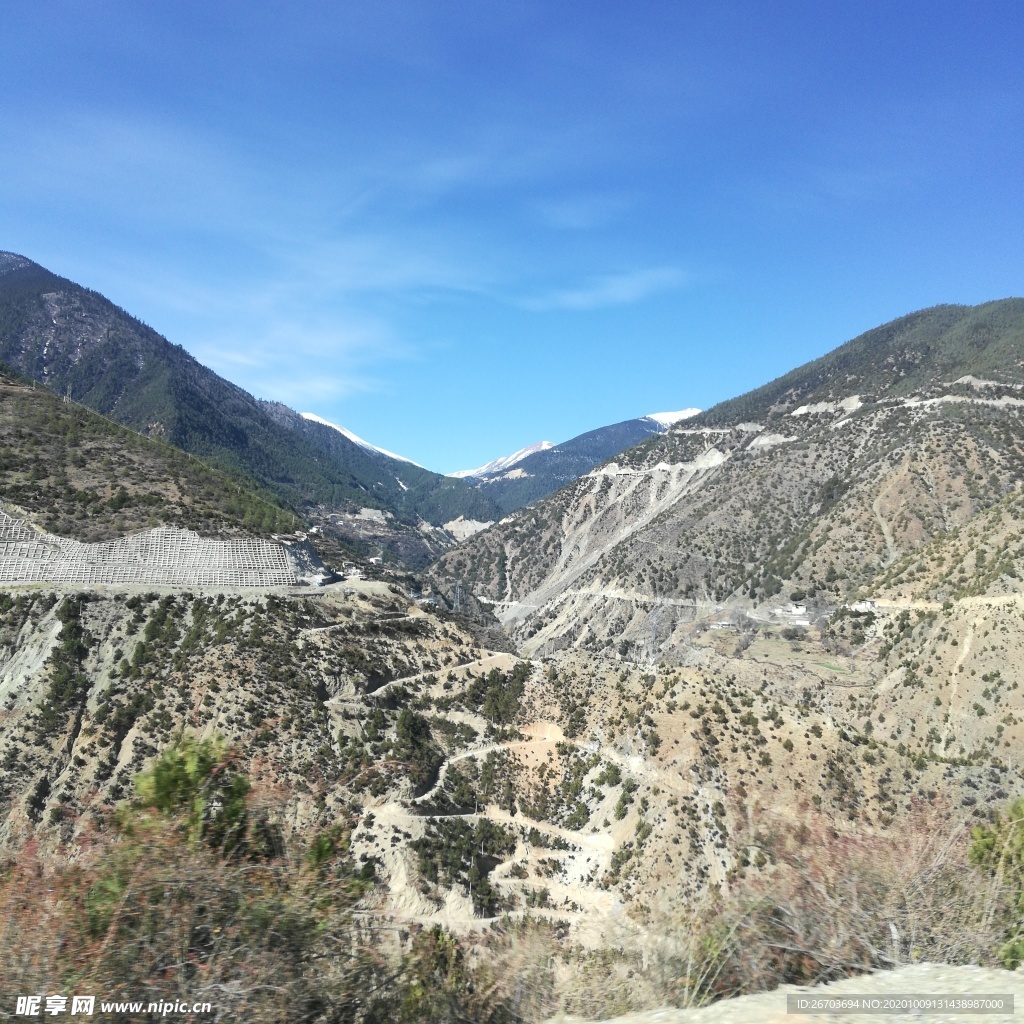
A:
[0,819,389,1022]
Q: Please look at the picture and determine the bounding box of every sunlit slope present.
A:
[0,366,294,539]
[431,301,1024,652]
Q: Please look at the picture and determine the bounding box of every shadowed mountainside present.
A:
[0,253,500,543]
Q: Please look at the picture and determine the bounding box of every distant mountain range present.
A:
[451,441,556,479]
[0,251,713,551]
[450,409,700,515]
[0,251,501,561]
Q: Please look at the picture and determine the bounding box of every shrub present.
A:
[133,735,250,852]
[969,797,1024,968]
[0,755,385,1021]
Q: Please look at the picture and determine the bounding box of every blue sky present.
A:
[2,2,1023,473]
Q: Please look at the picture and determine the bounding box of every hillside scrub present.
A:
[969,796,1024,968]
[0,736,521,1023]
[0,373,296,541]
[3,768,1020,1022]
[1,738,381,1013]
[581,802,1017,1017]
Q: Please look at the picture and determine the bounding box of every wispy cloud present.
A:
[190,311,403,407]
[532,191,633,230]
[275,235,494,298]
[522,265,692,311]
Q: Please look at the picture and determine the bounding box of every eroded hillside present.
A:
[5,300,1024,1021]
[433,306,1024,661]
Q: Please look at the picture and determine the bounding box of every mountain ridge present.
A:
[696,298,1024,426]
[451,410,700,482]
[456,409,702,515]
[431,298,1024,649]
[0,250,501,563]
[450,440,556,479]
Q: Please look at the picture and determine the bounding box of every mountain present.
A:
[300,411,423,466]
[697,300,1024,425]
[431,299,1024,647]
[0,252,500,562]
[450,440,555,479]
[4,291,1024,1018]
[455,408,700,515]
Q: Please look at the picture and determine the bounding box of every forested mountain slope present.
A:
[0,253,500,545]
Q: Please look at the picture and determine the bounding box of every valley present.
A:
[2,295,1024,1021]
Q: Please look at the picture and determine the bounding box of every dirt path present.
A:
[872,495,899,567]
[411,737,565,806]
[546,962,1024,1023]
[414,718,691,809]
[300,612,424,634]
[942,615,980,747]
[371,650,519,696]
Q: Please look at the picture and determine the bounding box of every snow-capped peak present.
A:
[450,441,555,479]
[643,408,701,428]
[300,412,423,468]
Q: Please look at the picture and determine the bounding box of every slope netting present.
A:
[0,511,299,587]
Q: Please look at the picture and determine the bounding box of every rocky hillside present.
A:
[432,301,1024,656]
[4,297,1024,1021]
[4,571,1022,1019]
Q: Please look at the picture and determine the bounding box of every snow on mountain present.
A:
[300,412,423,468]
[451,410,701,482]
[450,441,555,479]
[642,408,702,428]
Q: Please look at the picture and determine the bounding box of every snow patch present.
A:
[300,412,423,467]
[450,441,554,479]
[642,408,701,428]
